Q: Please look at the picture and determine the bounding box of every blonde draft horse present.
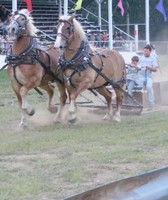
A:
[7,9,67,128]
[54,14,126,123]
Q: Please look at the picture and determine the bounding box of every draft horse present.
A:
[54,14,126,123]
[7,9,67,128]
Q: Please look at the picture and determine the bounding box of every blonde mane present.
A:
[60,15,87,41]
[73,18,86,41]
[18,9,38,36]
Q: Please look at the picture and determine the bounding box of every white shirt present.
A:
[138,55,158,78]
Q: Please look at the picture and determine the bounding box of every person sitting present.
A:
[126,55,141,97]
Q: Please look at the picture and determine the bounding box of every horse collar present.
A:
[59,40,90,71]
[6,37,37,65]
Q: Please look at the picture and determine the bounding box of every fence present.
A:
[0,40,168,57]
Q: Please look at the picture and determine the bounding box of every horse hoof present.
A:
[18,123,28,131]
[113,112,121,122]
[103,114,113,121]
[54,119,62,124]
[113,116,121,122]
[28,108,35,116]
[68,117,77,125]
[49,106,58,113]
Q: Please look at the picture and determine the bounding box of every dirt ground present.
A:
[1,53,168,200]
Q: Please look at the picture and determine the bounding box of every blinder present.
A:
[56,19,74,43]
[13,12,29,37]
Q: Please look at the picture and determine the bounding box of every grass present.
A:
[0,69,168,199]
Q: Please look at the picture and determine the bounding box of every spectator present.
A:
[0,34,5,54]
[4,34,11,54]
[113,30,123,47]
[2,14,12,37]
[138,44,158,111]
[101,31,108,48]
[90,32,95,47]
[113,30,118,40]
[94,31,101,47]
[0,19,3,35]
[126,55,141,97]
[0,5,11,22]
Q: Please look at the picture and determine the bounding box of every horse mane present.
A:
[73,18,87,41]
[18,9,38,36]
[60,15,87,41]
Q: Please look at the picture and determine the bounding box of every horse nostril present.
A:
[12,27,15,32]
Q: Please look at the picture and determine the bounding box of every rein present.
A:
[87,59,143,107]
[0,63,8,71]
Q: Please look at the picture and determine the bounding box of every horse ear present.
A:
[69,13,76,22]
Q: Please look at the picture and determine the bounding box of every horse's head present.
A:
[54,14,86,52]
[7,9,38,41]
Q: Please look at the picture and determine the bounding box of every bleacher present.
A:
[0,0,103,41]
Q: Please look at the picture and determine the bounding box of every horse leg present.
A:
[96,87,113,120]
[11,84,29,128]
[54,83,67,124]
[68,96,77,124]
[20,86,35,116]
[68,82,92,124]
[39,84,58,113]
[113,88,124,122]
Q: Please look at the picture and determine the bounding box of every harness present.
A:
[59,40,90,86]
[6,37,63,90]
[58,39,125,89]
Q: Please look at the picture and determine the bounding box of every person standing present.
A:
[101,31,108,48]
[126,55,141,97]
[90,32,95,47]
[0,19,3,35]
[94,31,101,47]
[2,14,12,37]
[138,44,158,111]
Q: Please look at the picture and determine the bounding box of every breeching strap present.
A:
[88,60,143,108]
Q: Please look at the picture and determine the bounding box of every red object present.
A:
[134,30,138,36]
[23,0,32,12]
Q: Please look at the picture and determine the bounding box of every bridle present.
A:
[11,12,29,38]
[56,19,88,52]
[56,19,74,47]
